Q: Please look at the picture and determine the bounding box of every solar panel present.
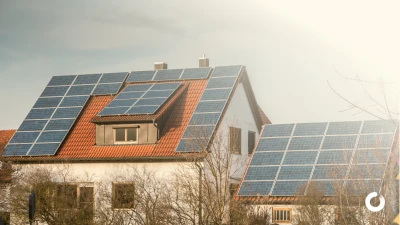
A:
[175,138,209,152]
[52,107,82,119]
[142,90,174,98]
[37,131,68,143]
[99,72,128,83]
[238,181,273,196]
[151,83,181,90]
[153,69,183,81]
[135,98,167,106]
[107,99,138,108]
[33,97,62,108]
[123,84,153,92]
[210,65,242,77]
[18,120,48,131]
[126,106,158,114]
[45,119,75,131]
[2,144,32,156]
[92,83,123,95]
[41,86,69,97]
[115,92,145,100]
[261,124,294,137]
[345,180,381,195]
[200,88,231,101]
[180,67,211,80]
[308,181,341,196]
[48,75,76,86]
[237,120,398,197]
[59,96,89,107]
[194,101,225,113]
[26,108,55,120]
[73,74,101,85]
[188,113,221,125]
[126,71,156,82]
[28,143,60,156]
[182,125,215,138]
[205,77,237,89]
[9,132,40,144]
[66,85,95,96]
[98,107,129,116]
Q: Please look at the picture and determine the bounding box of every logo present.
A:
[365,192,385,212]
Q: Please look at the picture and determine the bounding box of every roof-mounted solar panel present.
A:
[153,69,183,81]
[73,74,101,85]
[47,75,76,86]
[99,72,128,83]
[33,97,63,108]
[126,71,156,82]
[180,67,211,80]
[92,83,123,95]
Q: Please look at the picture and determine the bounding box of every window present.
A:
[229,127,241,154]
[113,183,135,209]
[79,187,94,225]
[114,128,138,144]
[272,208,292,223]
[57,184,78,208]
[248,131,256,155]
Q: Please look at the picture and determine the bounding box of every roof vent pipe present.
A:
[154,62,168,70]
[199,54,209,68]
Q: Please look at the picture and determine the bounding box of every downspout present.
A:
[152,119,159,140]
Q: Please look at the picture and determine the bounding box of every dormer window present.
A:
[114,127,138,144]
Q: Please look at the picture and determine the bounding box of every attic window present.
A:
[114,128,138,144]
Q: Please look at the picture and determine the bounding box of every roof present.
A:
[4,65,265,162]
[257,105,271,124]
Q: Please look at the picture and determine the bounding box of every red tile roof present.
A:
[0,130,16,156]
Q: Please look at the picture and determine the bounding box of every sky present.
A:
[1,0,400,129]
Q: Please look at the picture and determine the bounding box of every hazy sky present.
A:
[1,0,400,129]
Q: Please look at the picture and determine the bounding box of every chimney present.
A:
[154,62,168,70]
[199,54,209,68]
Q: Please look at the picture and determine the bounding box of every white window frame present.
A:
[113,127,139,144]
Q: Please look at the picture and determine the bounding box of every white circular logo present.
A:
[365,192,385,212]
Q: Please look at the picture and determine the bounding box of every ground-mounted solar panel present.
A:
[180,67,211,80]
[237,120,398,197]
[73,74,101,85]
[99,72,128,83]
[126,71,156,82]
[153,69,183,81]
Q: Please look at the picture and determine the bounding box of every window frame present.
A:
[112,182,135,210]
[248,131,256,155]
[272,207,292,223]
[229,127,242,154]
[113,127,139,144]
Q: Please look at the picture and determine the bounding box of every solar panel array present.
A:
[3,72,128,156]
[238,120,397,196]
[98,82,182,116]
[176,65,243,152]
[126,67,212,82]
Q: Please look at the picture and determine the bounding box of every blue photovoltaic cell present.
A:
[37,131,68,143]
[59,96,89,107]
[126,106,158,114]
[244,167,279,180]
[272,181,308,196]
[115,92,145,100]
[238,181,273,196]
[151,83,181,90]
[345,180,381,195]
[45,119,75,131]
[288,136,323,150]
[10,132,40,144]
[41,86,69,97]
[312,165,348,179]
[153,69,183,81]
[277,166,313,180]
[135,98,167,106]
[308,181,342,196]
[126,71,156,82]
[18,120,48,131]
[182,125,215,138]
[361,120,397,134]
[26,108,55,120]
[283,151,318,164]
[73,74,101,85]
[92,83,123,95]
[28,143,60,156]
[348,164,386,179]
[33,97,62,108]
[249,152,284,166]
[293,123,327,136]
[357,134,394,148]
[3,144,32,156]
[256,138,289,151]
[180,67,211,80]
[99,72,128,83]
[211,65,242,77]
[189,113,221,125]
[52,107,82,119]
[326,121,362,135]
[206,77,237,89]
[48,75,76,86]
[66,85,95,96]
[261,124,294,137]
[123,84,153,92]
[317,150,352,164]
[175,138,209,152]
[322,136,357,149]
[352,149,389,164]
[194,101,225,113]
[142,90,174,98]
[98,107,129,116]
[200,88,231,101]
[107,99,138,107]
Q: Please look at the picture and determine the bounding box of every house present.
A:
[237,120,399,224]
[1,58,269,224]
[0,129,15,225]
